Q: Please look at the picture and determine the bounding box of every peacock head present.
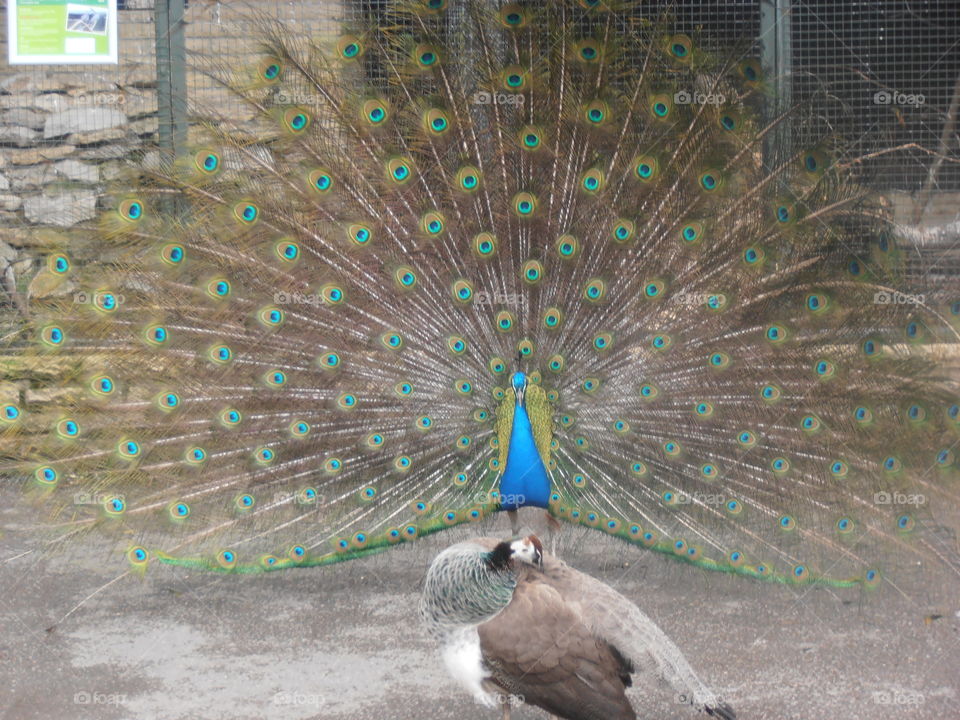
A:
[511,371,528,406]
[509,534,543,570]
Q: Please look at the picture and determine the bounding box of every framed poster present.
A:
[7,0,118,65]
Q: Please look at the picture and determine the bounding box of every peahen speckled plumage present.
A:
[4,0,959,589]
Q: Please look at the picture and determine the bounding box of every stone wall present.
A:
[1,1,156,298]
[0,0,341,315]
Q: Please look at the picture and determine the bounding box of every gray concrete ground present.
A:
[2,492,958,720]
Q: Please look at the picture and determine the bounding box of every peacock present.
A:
[4,0,959,594]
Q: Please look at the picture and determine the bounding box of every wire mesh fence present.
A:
[791,0,960,194]
[1,1,957,200]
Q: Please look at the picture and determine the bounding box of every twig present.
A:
[839,142,960,168]
[912,73,960,224]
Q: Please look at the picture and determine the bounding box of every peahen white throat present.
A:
[4,0,959,592]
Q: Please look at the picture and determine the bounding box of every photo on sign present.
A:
[66,4,108,34]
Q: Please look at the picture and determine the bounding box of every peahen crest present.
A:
[5,0,959,588]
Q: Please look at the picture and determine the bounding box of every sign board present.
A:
[8,0,118,65]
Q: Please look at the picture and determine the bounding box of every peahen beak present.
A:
[528,534,544,570]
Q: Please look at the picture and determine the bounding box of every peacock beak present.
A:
[512,371,527,406]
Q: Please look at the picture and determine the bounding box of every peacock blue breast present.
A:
[499,403,552,510]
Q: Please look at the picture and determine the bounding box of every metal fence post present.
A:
[155,0,188,163]
[760,0,792,164]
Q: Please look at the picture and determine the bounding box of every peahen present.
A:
[420,535,736,720]
[4,0,959,591]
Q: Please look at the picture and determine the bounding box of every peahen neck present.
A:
[485,541,514,571]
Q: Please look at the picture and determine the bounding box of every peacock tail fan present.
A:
[4,0,959,588]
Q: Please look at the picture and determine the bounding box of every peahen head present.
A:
[510,534,543,570]
[486,534,543,572]
[511,371,528,406]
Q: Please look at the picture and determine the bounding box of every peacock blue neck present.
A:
[499,373,552,510]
